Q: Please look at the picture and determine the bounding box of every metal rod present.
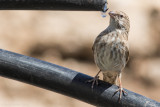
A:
[0,49,159,107]
[0,0,108,11]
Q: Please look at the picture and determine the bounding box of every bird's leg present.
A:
[87,70,101,89]
[114,73,128,102]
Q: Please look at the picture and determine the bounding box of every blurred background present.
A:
[0,0,160,107]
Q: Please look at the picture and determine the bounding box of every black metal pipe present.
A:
[0,0,108,11]
[0,49,159,107]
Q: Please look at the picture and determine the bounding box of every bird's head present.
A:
[109,11,130,33]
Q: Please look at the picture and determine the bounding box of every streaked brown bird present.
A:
[89,11,130,101]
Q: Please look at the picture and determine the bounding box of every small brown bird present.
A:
[89,11,130,100]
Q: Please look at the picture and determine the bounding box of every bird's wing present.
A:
[92,38,99,52]
[125,46,129,63]
[92,30,109,52]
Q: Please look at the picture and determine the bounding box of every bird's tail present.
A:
[103,71,118,84]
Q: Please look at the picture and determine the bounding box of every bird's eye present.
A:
[120,15,123,18]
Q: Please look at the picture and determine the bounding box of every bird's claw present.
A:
[113,87,128,102]
[86,75,99,89]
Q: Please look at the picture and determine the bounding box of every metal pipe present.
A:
[0,0,108,11]
[0,49,159,107]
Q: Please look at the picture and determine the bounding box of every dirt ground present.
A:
[0,0,160,107]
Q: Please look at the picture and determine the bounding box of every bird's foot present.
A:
[113,86,128,102]
[86,75,99,89]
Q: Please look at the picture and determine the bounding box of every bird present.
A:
[88,11,130,101]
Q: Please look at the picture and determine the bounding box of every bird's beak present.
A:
[109,11,116,18]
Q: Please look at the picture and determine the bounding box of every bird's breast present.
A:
[94,32,128,72]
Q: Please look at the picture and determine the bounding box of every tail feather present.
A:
[103,71,118,84]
